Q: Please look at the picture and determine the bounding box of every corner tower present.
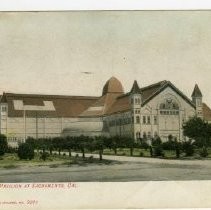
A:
[130,80,142,141]
[0,92,8,136]
[191,84,203,118]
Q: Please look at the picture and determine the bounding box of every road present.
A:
[1,153,211,182]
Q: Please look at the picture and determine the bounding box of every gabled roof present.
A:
[2,93,99,118]
[202,103,211,121]
[140,80,167,103]
[141,81,196,108]
[191,84,203,97]
[106,80,196,115]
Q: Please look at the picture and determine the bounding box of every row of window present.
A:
[160,110,179,115]
[131,98,141,105]
[133,109,180,115]
[109,118,132,127]
[142,116,157,125]
[134,109,140,114]
[108,115,158,127]
[136,131,158,139]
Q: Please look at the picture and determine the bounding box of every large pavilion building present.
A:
[1,77,211,147]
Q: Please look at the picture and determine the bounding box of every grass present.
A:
[0,152,116,169]
[0,153,69,169]
[2,147,211,170]
[94,147,211,160]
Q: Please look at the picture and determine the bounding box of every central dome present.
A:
[102,77,124,96]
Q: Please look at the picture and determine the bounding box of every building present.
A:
[1,77,211,147]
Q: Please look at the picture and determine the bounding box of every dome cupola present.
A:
[102,77,124,95]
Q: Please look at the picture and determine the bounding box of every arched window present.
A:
[131,98,134,104]
[159,98,179,115]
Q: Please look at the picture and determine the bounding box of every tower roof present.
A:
[191,84,202,97]
[0,92,7,103]
[102,77,124,96]
[130,80,141,94]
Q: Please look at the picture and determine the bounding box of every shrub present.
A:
[17,143,34,160]
[152,137,162,146]
[200,147,208,157]
[182,141,194,156]
[162,141,176,150]
[140,142,149,150]
[40,152,49,161]
[175,143,181,158]
[153,145,164,157]
[0,134,8,156]
[139,152,144,157]
[6,146,17,154]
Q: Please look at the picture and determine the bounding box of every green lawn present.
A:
[97,147,211,159]
[0,153,70,169]
[0,153,113,169]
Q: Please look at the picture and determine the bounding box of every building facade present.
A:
[1,77,211,147]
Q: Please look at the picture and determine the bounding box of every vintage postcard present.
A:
[1,9,211,209]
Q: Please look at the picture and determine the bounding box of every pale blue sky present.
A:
[0,11,211,105]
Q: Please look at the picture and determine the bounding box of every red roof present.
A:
[203,103,211,121]
[1,93,98,118]
[1,79,211,120]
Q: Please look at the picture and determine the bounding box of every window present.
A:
[131,98,134,104]
[1,106,7,112]
[147,132,151,139]
[154,116,157,125]
[143,116,146,124]
[143,132,147,139]
[154,131,158,138]
[147,116,151,124]
[136,116,140,124]
[159,98,179,115]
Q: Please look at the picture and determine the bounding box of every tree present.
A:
[175,142,181,158]
[93,136,104,161]
[76,135,91,159]
[0,134,7,156]
[52,137,65,155]
[123,137,135,156]
[182,140,194,156]
[111,136,123,155]
[183,116,211,148]
[17,143,34,160]
[151,136,164,157]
